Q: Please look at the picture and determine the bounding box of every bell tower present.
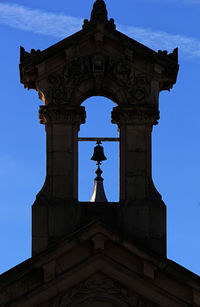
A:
[2,3,200,307]
[20,0,178,256]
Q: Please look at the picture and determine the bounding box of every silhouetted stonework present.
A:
[19,0,179,257]
[1,1,199,306]
[0,223,200,306]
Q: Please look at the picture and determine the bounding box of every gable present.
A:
[1,222,199,307]
[52,273,153,307]
[19,3,178,108]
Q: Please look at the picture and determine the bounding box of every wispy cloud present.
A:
[0,3,82,37]
[118,25,200,59]
[0,3,200,60]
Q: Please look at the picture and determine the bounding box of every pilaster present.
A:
[112,105,166,256]
[112,105,160,201]
[32,104,85,255]
[38,104,86,201]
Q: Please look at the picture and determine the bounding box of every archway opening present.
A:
[78,96,119,202]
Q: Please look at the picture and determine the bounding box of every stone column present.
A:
[112,105,166,256]
[38,104,86,201]
[32,104,85,255]
[112,105,160,202]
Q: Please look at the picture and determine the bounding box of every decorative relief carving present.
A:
[115,62,134,87]
[47,56,91,104]
[125,74,149,104]
[112,105,159,126]
[107,60,150,104]
[53,274,149,307]
[47,54,108,104]
[92,54,105,72]
[47,53,149,106]
[39,105,86,125]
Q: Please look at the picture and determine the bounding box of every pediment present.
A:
[19,8,178,107]
[1,222,199,307]
[52,272,150,307]
[20,18,178,78]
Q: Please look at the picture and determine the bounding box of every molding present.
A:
[39,105,86,125]
[112,105,159,126]
[53,273,148,307]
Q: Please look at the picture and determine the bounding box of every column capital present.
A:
[39,104,86,125]
[111,105,159,126]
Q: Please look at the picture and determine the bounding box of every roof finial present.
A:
[90,0,108,23]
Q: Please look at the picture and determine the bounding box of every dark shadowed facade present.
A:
[0,0,200,306]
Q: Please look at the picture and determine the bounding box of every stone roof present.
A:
[20,0,178,91]
[0,221,200,306]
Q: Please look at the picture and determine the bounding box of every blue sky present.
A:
[0,0,200,276]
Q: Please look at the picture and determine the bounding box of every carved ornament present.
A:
[47,53,150,106]
[112,105,159,126]
[39,105,86,125]
[47,53,109,104]
[90,0,108,24]
[47,56,91,105]
[53,274,148,307]
[82,0,116,30]
[20,46,41,62]
[107,60,150,104]
[158,47,178,62]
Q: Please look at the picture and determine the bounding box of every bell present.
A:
[90,141,108,202]
[91,141,107,164]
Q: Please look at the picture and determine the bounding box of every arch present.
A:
[70,64,135,107]
[74,78,123,107]
[78,96,119,202]
[79,92,118,107]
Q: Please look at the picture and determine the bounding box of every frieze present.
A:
[39,105,86,125]
[115,62,134,87]
[47,53,150,106]
[122,72,149,104]
[53,274,149,307]
[47,54,108,104]
[112,105,159,126]
[107,60,150,104]
[47,56,91,104]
